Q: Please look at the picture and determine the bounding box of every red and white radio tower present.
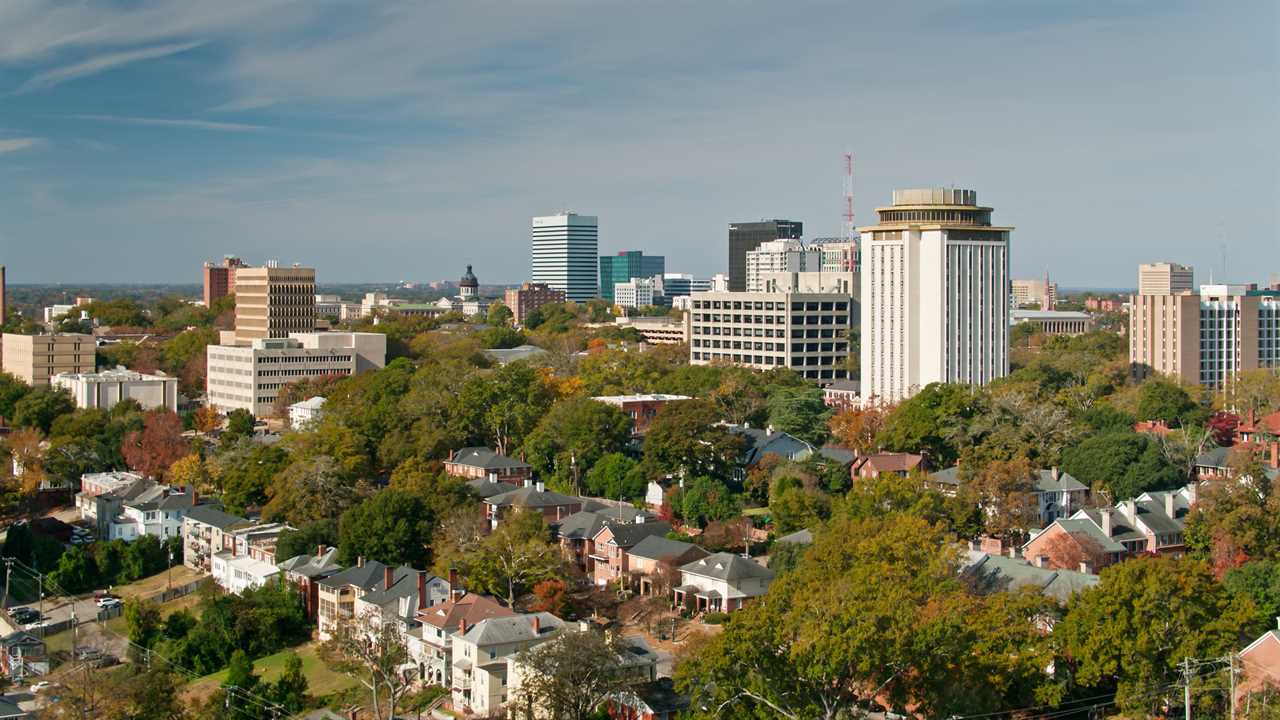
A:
[842,153,855,242]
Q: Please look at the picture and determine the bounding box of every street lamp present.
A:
[167,550,174,591]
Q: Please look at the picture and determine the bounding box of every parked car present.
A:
[93,591,119,601]
[96,597,122,609]
[11,608,39,623]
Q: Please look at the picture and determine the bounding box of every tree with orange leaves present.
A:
[828,402,892,455]
[121,410,189,480]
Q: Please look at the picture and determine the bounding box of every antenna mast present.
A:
[842,153,855,241]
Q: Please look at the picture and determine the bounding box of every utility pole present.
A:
[1229,653,1237,720]
[70,603,77,654]
[2,558,12,611]
[1183,656,1193,720]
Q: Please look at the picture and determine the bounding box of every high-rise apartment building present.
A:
[532,213,599,302]
[504,283,565,325]
[745,240,819,292]
[688,291,853,384]
[1139,262,1194,295]
[203,256,248,307]
[233,265,316,345]
[728,220,803,292]
[860,188,1011,404]
[2,333,95,386]
[599,251,665,302]
[1129,266,1280,389]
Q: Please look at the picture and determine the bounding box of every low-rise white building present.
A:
[288,396,327,430]
[451,613,565,717]
[672,552,774,614]
[206,332,386,417]
[614,278,655,308]
[688,291,855,384]
[53,367,178,412]
[211,552,281,595]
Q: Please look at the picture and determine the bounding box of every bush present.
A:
[702,612,731,625]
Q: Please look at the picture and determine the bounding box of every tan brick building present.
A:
[233,265,316,345]
[2,333,94,386]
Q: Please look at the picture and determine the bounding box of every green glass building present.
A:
[599,251,665,302]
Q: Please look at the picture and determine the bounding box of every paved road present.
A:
[9,594,111,636]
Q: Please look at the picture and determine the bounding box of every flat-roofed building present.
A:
[233,265,316,345]
[206,332,386,416]
[1011,309,1093,336]
[1139,262,1194,295]
[504,283,565,325]
[53,367,178,412]
[688,291,853,384]
[2,333,94,386]
[203,256,247,307]
[593,394,691,435]
[613,278,655,308]
[611,315,689,345]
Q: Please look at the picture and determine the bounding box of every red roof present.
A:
[417,592,512,631]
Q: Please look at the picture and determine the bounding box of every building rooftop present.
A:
[1011,310,1092,321]
[962,550,1098,604]
[289,396,327,411]
[592,394,692,403]
[185,505,250,531]
[485,484,580,509]
[680,552,775,583]
[460,612,563,647]
[447,447,530,472]
[628,535,708,563]
[53,367,171,382]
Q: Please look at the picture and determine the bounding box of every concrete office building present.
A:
[202,256,247,307]
[1011,277,1057,309]
[1129,269,1280,388]
[233,265,316,345]
[728,220,803,292]
[532,213,598,302]
[745,240,819,292]
[2,333,95,386]
[1139,262,1194,295]
[610,315,689,345]
[504,283,565,325]
[613,278,655,309]
[206,332,386,416]
[859,188,1011,404]
[600,251,665,302]
[53,368,178,412]
[658,274,712,299]
[811,239,859,274]
[1011,310,1092,336]
[688,291,853,384]
[759,270,858,296]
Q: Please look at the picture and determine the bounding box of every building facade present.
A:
[1129,270,1280,388]
[600,252,665,302]
[859,188,1011,403]
[202,256,247,307]
[503,283,565,325]
[532,213,599,302]
[1011,310,1093,336]
[1139,262,1194,295]
[728,220,802,292]
[613,278,655,308]
[610,315,689,345]
[656,274,711,299]
[2,333,94,386]
[206,332,387,416]
[744,240,819,292]
[233,265,316,345]
[1011,277,1057,309]
[52,368,178,412]
[688,291,853,384]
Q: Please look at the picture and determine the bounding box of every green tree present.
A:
[223,409,256,440]
[875,383,981,465]
[1136,378,1199,425]
[639,399,743,482]
[765,386,831,447]
[487,301,514,327]
[263,455,366,526]
[511,630,631,720]
[523,396,632,489]
[1224,560,1280,637]
[338,489,434,568]
[582,452,645,500]
[274,519,339,562]
[438,509,564,606]
[1060,430,1181,501]
[268,652,309,715]
[1056,556,1255,716]
[0,372,31,423]
[680,476,741,529]
[48,546,98,594]
[11,385,75,434]
[125,598,163,653]
[452,361,554,456]
[208,439,289,514]
[1184,452,1279,572]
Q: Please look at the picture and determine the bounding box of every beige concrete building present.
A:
[53,368,178,412]
[2,333,94,386]
[1012,309,1093,336]
[206,331,386,416]
[1138,262,1194,295]
[1011,278,1057,309]
[1129,266,1280,388]
[233,265,316,345]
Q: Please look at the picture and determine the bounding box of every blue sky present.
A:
[0,0,1276,287]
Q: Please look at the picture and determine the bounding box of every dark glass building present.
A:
[728,220,803,292]
[599,251,666,302]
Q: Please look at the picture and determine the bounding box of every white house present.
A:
[450,612,564,717]
[288,396,327,430]
[52,367,178,412]
[211,552,281,595]
[672,552,774,614]
[107,484,197,541]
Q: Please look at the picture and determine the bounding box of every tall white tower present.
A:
[859,188,1011,404]
[532,213,599,302]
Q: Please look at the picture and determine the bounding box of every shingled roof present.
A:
[679,552,775,582]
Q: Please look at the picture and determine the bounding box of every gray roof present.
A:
[277,547,342,579]
[728,426,815,466]
[680,552,775,583]
[775,528,814,545]
[1195,445,1231,469]
[599,520,672,547]
[485,485,580,509]
[818,445,856,466]
[556,510,609,541]
[962,550,1098,604]
[1034,469,1087,493]
[628,535,708,563]
[466,476,519,499]
[318,559,393,591]
[930,466,961,487]
[450,447,530,472]
[461,612,563,646]
[484,344,547,365]
[358,566,442,618]
[127,484,197,511]
[1043,517,1126,554]
[184,504,249,530]
[824,379,860,392]
[0,697,26,720]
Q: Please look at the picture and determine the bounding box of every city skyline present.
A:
[0,1,1277,285]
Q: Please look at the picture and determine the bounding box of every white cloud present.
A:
[64,114,266,132]
[0,137,42,154]
[16,41,203,93]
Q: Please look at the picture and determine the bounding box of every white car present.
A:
[30,680,55,693]
[23,620,50,631]
[96,597,122,609]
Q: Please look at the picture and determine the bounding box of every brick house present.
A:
[592,394,691,436]
[852,452,925,480]
[1022,485,1195,571]
[444,447,532,484]
[589,519,672,588]
[483,481,582,530]
[556,510,609,573]
[609,677,690,720]
[626,535,709,596]
[277,546,342,619]
[1236,622,1280,710]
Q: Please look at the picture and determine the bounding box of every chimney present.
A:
[531,615,541,634]
[1005,546,1017,559]
[1100,509,1113,537]
[384,566,394,590]
[449,568,463,602]
[459,618,468,636]
[1164,492,1175,519]
[417,571,428,611]
[1033,555,1046,569]
[449,449,456,461]
[536,481,545,493]
[1051,466,1060,481]
[347,709,358,720]
[357,556,365,568]
[1123,499,1137,521]
[192,489,198,506]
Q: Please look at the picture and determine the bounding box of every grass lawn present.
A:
[742,506,770,517]
[184,642,358,702]
[112,565,204,599]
